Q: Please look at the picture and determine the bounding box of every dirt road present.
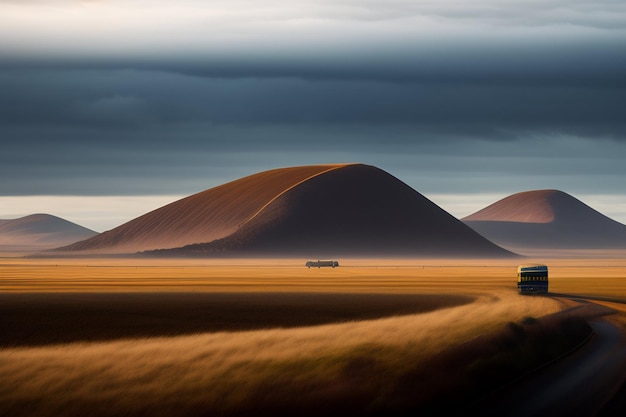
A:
[470,298,626,417]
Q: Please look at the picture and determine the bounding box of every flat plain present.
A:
[1,256,625,416]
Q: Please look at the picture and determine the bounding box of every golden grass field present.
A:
[1,256,625,416]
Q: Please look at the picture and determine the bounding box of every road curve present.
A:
[469,300,626,417]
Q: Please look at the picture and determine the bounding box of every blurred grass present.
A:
[0,290,570,417]
[0,257,621,416]
[0,314,592,417]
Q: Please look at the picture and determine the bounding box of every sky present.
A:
[1,0,625,232]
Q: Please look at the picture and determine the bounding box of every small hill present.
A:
[56,163,516,258]
[0,214,98,251]
[462,190,626,252]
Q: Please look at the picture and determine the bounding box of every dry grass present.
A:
[0,257,623,416]
[0,292,474,347]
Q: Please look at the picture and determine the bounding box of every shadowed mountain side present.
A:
[0,214,97,250]
[462,190,626,250]
[462,189,561,223]
[146,164,518,258]
[54,164,347,254]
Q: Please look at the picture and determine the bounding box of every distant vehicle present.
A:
[517,264,549,294]
[306,260,339,268]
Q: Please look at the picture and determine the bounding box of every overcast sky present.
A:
[1,1,625,231]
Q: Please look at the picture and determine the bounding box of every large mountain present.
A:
[0,214,98,251]
[57,163,516,258]
[462,189,626,252]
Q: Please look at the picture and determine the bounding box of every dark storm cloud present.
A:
[3,33,626,87]
[1,0,625,198]
[1,62,624,135]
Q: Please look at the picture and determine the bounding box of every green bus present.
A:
[517,264,548,294]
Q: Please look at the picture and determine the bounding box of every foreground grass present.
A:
[2,257,621,416]
[0,290,571,417]
[0,292,473,347]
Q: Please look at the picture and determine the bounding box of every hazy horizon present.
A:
[2,179,626,233]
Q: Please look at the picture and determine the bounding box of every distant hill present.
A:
[56,163,517,258]
[0,214,98,251]
[462,189,626,253]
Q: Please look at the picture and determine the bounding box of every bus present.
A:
[517,264,548,294]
